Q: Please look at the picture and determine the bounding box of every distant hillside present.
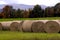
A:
[0,4,47,10]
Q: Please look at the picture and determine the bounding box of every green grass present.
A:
[0,17,60,21]
[0,31,60,40]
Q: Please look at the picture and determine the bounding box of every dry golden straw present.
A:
[1,22,12,31]
[31,21,45,33]
[10,22,20,31]
[22,20,35,32]
[44,20,60,33]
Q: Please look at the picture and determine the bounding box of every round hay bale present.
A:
[31,21,45,33]
[10,22,20,31]
[44,20,60,33]
[0,23,2,30]
[22,20,35,32]
[1,22,12,31]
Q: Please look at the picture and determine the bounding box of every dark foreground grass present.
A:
[0,31,60,40]
[0,17,60,22]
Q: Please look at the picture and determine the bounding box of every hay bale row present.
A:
[21,20,60,33]
[0,20,60,33]
[21,20,46,33]
[0,21,23,31]
[34,20,60,33]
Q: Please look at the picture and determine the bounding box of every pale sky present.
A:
[0,0,60,6]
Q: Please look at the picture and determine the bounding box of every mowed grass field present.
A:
[0,17,60,40]
[0,17,60,21]
[0,31,60,40]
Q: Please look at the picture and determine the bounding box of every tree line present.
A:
[0,3,60,18]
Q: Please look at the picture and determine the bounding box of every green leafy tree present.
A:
[54,3,60,17]
[16,9,22,18]
[29,5,43,18]
[10,9,16,18]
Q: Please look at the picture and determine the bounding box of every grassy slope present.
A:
[0,31,60,40]
[0,17,60,21]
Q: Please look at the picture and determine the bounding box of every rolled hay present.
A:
[31,21,45,33]
[1,22,13,31]
[44,20,60,33]
[10,22,20,31]
[1,21,21,31]
[22,20,36,32]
